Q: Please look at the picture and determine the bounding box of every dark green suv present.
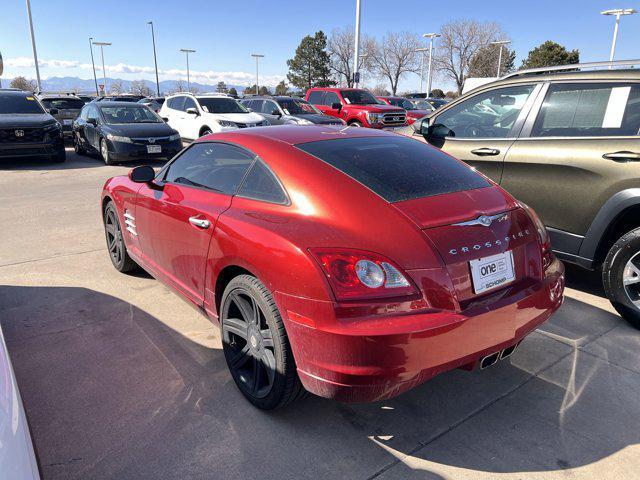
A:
[410,60,640,326]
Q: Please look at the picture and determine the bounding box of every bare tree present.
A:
[369,32,420,95]
[130,80,152,96]
[109,80,124,95]
[434,19,504,94]
[9,76,37,92]
[171,79,186,93]
[328,27,375,87]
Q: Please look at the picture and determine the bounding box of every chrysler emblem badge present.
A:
[479,215,492,226]
[148,138,155,143]
[15,130,24,137]
[453,213,509,227]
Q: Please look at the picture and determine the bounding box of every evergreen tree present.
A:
[275,80,288,96]
[521,41,579,69]
[216,81,228,93]
[287,31,334,91]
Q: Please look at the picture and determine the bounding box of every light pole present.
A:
[148,21,160,96]
[89,37,99,96]
[490,40,511,77]
[353,0,362,87]
[251,54,264,95]
[601,9,637,63]
[25,0,41,92]
[423,33,440,97]
[416,48,428,93]
[93,41,111,95]
[180,49,195,91]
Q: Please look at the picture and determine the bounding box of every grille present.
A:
[382,113,406,126]
[131,136,173,144]
[0,127,45,144]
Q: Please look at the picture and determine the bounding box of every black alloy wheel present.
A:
[103,202,137,273]
[221,275,305,409]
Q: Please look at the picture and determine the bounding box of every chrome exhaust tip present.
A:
[500,344,517,359]
[480,352,500,369]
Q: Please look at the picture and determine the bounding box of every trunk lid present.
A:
[394,187,543,307]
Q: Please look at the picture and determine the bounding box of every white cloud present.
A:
[5,56,285,87]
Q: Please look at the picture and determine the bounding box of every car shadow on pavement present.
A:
[1,285,638,480]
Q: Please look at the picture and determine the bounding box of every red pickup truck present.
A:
[306,88,407,129]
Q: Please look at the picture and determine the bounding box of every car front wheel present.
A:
[100,138,116,166]
[74,134,86,155]
[220,275,305,409]
[602,227,640,328]
[103,202,137,273]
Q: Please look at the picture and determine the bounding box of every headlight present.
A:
[169,133,180,141]
[367,112,384,123]
[295,118,313,125]
[106,134,133,143]
[218,120,237,128]
[43,122,61,131]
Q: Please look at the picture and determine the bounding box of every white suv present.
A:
[159,93,268,141]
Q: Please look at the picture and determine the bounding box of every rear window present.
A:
[41,98,85,110]
[296,136,490,202]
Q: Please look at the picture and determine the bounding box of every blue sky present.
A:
[1,0,639,91]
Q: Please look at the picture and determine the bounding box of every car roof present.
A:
[0,89,33,95]
[470,68,640,92]
[94,101,148,107]
[200,124,396,146]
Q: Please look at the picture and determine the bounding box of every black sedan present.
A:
[72,102,182,165]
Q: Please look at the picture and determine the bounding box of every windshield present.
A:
[340,90,381,105]
[0,94,45,114]
[296,136,489,202]
[387,98,417,110]
[197,97,248,114]
[99,106,162,124]
[278,98,320,115]
[41,98,85,110]
[428,99,447,109]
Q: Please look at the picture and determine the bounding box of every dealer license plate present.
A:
[63,119,73,125]
[147,145,161,154]
[469,250,515,294]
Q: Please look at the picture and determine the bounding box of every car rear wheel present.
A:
[73,134,86,155]
[602,227,640,328]
[100,138,116,166]
[51,147,66,163]
[221,275,305,409]
[103,202,137,273]
[349,121,362,127]
[200,128,212,137]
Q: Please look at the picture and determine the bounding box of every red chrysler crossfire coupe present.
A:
[101,125,564,409]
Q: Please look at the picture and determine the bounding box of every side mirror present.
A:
[129,165,156,183]
[186,107,199,115]
[49,108,59,115]
[271,109,282,117]
[161,117,169,122]
[331,102,342,111]
[87,118,98,126]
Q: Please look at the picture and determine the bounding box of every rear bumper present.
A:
[277,258,564,403]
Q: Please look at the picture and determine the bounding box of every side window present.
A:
[262,101,279,115]
[531,83,640,137]
[169,96,185,111]
[435,85,535,139]
[183,97,197,112]
[251,100,264,113]
[242,100,254,110]
[324,92,340,106]
[237,160,288,204]
[307,91,325,105]
[79,106,89,120]
[164,142,255,194]
[86,106,98,121]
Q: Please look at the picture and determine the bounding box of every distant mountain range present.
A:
[5,76,250,94]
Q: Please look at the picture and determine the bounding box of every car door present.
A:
[322,91,344,120]
[166,96,187,138]
[501,81,640,247]
[84,105,100,150]
[181,96,200,140]
[134,142,256,304]
[418,83,541,183]
[261,100,284,125]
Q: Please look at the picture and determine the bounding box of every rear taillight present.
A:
[309,248,418,301]
[518,201,554,269]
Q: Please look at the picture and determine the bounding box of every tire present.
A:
[100,138,116,165]
[200,128,212,137]
[220,275,305,409]
[602,227,640,328]
[103,202,138,273]
[349,121,363,127]
[73,134,86,155]
[51,147,66,163]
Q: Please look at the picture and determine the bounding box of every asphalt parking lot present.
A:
[1,148,639,480]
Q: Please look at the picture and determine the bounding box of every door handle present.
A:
[602,151,640,161]
[189,216,210,229]
[471,148,500,156]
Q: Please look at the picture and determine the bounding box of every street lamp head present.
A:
[93,42,111,46]
[423,33,441,39]
[251,54,265,58]
[147,21,153,24]
[180,49,196,53]
[601,8,637,15]
[490,40,511,46]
